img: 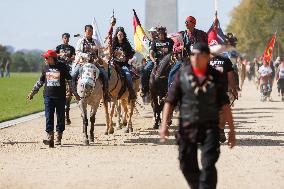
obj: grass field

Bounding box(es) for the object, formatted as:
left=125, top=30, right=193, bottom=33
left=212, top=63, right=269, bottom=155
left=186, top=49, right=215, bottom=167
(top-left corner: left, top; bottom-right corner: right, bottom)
left=0, top=73, right=44, bottom=122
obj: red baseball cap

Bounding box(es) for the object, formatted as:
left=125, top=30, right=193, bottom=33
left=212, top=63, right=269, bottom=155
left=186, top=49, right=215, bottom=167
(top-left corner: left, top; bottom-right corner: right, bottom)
left=42, top=50, right=57, bottom=59
left=185, top=16, right=196, bottom=26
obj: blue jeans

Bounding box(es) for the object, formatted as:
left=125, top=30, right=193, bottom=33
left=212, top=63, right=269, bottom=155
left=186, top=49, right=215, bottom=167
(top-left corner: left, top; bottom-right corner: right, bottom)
left=168, top=61, right=182, bottom=88
left=141, top=60, right=154, bottom=92
left=44, top=97, right=66, bottom=133
left=121, top=66, right=133, bottom=88
left=98, top=66, right=108, bottom=91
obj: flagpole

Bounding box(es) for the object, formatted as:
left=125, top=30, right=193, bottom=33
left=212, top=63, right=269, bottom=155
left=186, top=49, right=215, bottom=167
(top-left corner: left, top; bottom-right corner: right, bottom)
left=214, top=0, right=218, bottom=18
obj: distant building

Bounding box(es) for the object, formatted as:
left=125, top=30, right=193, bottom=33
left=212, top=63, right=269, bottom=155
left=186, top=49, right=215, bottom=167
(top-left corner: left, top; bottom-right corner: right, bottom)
left=145, top=0, right=178, bottom=34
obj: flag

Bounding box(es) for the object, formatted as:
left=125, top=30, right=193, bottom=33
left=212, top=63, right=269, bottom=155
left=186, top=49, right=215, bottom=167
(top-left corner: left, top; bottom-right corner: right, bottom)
left=133, top=9, right=150, bottom=54
left=207, top=17, right=226, bottom=46
left=92, top=17, right=102, bottom=46
left=262, top=33, right=277, bottom=63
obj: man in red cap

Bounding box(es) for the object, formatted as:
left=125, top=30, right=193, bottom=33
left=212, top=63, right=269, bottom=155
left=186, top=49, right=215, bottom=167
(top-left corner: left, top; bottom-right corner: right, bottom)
left=27, top=50, right=77, bottom=148
left=168, top=16, right=208, bottom=88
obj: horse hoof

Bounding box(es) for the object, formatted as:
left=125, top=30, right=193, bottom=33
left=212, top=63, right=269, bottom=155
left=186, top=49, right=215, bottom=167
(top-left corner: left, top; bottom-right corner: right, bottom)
left=108, top=128, right=114, bottom=135
left=90, top=135, right=94, bottom=142
left=66, top=119, right=71, bottom=125
left=104, top=131, right=109, bottom=135
left=129, top=127, right=134, bottom=132
left=84, top=139, right=89, bottom=145
left=123, top=121, right=127, bottom=126
left=153, top=124, right=159, bottom=130
left=124, top=128, right=130, bottom=133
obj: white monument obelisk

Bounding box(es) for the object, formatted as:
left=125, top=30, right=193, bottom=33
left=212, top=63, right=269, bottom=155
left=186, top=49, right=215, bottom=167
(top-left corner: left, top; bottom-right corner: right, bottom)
left=145, top=0, right=178, bottom=33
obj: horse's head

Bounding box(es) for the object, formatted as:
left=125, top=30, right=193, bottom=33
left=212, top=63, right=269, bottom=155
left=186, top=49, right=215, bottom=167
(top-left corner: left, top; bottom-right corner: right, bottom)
left=78, top=62, right=100, bottom=98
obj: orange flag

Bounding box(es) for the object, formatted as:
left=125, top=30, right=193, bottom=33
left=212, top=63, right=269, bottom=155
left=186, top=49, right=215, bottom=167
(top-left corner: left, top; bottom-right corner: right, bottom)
left=262, top=33, right=277, bottom=63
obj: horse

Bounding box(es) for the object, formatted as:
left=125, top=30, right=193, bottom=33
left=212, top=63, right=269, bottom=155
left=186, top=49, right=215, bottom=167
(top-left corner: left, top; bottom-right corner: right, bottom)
left=75, top=60, right=112, bottom=145
left=101, top=58, right=140, bottom=133
left=149, top=54, right=173, bottom=129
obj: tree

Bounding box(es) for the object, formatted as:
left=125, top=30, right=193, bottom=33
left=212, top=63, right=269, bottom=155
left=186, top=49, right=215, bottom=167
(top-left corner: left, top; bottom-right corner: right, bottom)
left=227, top=0, right=284, bottom=59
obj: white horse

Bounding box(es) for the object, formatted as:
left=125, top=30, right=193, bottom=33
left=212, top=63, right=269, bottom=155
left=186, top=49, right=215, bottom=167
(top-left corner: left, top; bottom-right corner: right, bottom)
left=76, top=61, right=112, bottom=145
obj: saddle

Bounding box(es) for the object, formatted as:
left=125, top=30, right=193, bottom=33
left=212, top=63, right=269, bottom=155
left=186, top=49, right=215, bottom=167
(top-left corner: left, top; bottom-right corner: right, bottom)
left=110, top=61, right=139, bottom=99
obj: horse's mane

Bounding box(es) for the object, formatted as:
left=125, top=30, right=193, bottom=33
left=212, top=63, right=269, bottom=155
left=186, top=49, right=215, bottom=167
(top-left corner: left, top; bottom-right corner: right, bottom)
left=156, top=53, right=173, bottom=78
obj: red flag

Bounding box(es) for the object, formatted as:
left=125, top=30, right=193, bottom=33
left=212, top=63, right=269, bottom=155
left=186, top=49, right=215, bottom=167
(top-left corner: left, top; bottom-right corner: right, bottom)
left=207, top=17, right=226, bottom=46
left=262, top=33, right=277, bottom=63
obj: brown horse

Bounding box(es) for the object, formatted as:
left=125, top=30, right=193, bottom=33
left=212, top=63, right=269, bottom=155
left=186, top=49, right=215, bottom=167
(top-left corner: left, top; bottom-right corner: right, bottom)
left=102, top=58, right=140, bottom=133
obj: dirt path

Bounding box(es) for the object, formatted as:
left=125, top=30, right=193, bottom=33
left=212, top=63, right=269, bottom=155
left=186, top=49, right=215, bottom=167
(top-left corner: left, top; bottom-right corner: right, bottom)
left=0, top=81, right=283, bottom=189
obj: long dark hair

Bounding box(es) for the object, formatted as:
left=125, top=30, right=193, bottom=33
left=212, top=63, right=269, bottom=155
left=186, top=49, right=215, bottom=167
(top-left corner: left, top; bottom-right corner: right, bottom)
left=112, top=27, right=131, bottom=49
left=112, top=27, right=135, bottom=58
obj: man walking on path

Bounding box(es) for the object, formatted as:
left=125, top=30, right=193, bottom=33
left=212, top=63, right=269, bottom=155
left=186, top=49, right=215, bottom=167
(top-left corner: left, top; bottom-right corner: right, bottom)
left=160, top=43, right=236, bottom=189
left=27, top=50, right=74, bottom=148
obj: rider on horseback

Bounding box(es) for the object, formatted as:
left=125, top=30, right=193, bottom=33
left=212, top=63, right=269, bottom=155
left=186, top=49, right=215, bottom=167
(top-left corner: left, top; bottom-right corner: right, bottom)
left=111, top=27, right=136, bottom=101
left=141, top=27, right=158, bottom=96
left=72, top=25, right=111, bottom=102
left=168, top=16, right=208, bottom=88
left=140, top=26, right=174, bottom=97
left=56, top=33, right=76, bottom=125
left=56, top=33, right=75, bottom=69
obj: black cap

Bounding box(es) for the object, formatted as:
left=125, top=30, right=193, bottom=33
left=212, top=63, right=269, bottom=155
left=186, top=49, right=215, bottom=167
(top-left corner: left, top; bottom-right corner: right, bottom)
left=191, top=42, right=210, bottom=54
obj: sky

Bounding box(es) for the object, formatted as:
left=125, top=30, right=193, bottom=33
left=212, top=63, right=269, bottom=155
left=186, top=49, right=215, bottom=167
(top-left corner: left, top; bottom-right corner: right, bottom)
left=0, top=0, right=240, bottom=50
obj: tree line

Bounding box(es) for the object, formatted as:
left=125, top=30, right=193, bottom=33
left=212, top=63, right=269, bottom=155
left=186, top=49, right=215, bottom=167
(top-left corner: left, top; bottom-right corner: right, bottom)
left=0, top=44, right=44, bottom=72
left=227, top=0, right=284, bottom=59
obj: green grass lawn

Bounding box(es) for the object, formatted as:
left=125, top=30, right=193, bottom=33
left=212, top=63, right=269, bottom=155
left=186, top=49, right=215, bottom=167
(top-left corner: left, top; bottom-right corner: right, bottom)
left=0, top=72, right=44, bottom=122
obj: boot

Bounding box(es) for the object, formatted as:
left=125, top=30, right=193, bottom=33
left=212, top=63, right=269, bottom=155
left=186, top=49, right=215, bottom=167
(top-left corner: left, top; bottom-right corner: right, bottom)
left=43, top=132, right=54, bottom=148
left=55, top=132, right=63, bottom=145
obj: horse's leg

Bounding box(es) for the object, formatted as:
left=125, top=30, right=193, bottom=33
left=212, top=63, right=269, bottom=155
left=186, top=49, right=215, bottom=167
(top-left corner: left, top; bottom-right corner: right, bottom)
left=121, top=100, right=128, bottom=127
left=121, top=99, right=130, bottom=133
left=126, top=100, right=135, bottom=132
left=109, top=100, right=117, bottom=132
left=104, top=102, right=114, bottom=135
left=115, top=101, right=123, bottom=129
left=90, top=102, right=99, bottom=142
left=79, top=100, right=89, bottom=145
left=152, top=97, right=160, bottom=129
left=65, top=90, right=72, bottom=125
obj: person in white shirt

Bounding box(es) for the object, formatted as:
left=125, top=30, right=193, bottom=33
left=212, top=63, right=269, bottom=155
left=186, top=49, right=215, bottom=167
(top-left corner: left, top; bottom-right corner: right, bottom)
left=258, top=60, right=273, bottom=100
left=72, top=25, right=110, bottom=102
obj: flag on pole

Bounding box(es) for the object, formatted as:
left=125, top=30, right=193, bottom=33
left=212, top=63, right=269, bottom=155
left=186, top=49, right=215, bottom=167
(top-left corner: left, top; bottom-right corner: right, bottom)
left=133, top=9, right=150, bottom=54
left=92, top=17, right=103, bottom=46
left=262, top=33, right=277, bottom=63
left=207, top=17, right=226, bottom=46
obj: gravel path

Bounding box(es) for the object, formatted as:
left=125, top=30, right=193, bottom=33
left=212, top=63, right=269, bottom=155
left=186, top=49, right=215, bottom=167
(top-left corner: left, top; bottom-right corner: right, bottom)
left=0, top=81, right=283, bottom=189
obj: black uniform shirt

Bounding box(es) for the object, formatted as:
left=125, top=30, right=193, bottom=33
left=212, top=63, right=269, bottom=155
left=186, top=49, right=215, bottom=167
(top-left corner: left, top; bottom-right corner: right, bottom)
left=166, top=64, right=229, bottom=140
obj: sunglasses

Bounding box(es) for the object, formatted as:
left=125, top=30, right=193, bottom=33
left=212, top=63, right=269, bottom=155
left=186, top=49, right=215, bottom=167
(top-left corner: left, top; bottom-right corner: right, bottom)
left=185, top=21, right=194, bottom=25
